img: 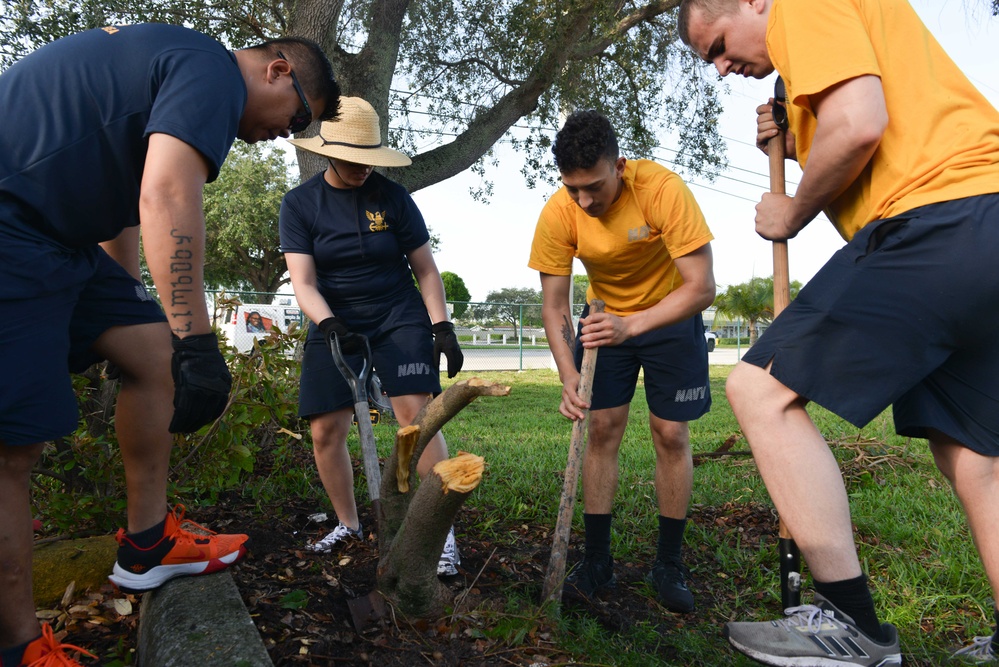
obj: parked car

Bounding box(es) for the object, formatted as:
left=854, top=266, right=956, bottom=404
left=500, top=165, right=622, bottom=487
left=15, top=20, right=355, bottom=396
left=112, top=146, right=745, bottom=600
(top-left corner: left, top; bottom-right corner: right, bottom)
left=704, top=329, right=718, bottom=352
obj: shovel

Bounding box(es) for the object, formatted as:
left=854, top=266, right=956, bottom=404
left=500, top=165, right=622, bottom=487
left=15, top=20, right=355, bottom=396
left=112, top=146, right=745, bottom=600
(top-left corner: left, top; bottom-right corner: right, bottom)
left=329, top=333, right=382, bottom=517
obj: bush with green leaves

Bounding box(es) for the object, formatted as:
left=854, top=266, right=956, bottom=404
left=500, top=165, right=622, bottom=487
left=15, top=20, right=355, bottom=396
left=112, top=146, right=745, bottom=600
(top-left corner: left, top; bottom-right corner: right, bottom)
left=32, top=325, right=307, bottom=536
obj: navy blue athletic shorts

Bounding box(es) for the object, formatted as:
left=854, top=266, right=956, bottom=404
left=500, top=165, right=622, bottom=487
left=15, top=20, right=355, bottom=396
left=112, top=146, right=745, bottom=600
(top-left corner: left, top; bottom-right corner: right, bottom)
left=0, top=221, right=166, bottom=446
left=298, top=289, right=441, bottom=418
left=742, top=193, right=999, bottom=456
left=573, top=305, right=711, bottom=422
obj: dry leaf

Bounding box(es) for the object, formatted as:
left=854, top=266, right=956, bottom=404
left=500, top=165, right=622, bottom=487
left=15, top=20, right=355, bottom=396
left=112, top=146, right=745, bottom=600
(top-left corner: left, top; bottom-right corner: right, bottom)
left=113, top=598, right=133, bottom=616
left=60, top=581, right=76, bottom=607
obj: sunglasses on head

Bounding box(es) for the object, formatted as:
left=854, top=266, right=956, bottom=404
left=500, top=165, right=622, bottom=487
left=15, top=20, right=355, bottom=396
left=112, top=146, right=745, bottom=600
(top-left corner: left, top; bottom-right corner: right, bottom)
left=278, top=50, right=312, bottom=133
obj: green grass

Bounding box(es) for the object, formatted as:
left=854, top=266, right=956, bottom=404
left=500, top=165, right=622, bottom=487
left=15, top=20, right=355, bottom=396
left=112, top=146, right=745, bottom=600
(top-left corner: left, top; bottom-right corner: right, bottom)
left=328, top=366, right=990, bottom=665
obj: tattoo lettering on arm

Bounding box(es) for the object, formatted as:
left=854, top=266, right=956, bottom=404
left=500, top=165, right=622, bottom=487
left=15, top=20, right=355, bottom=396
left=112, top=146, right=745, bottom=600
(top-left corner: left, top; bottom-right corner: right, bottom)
left=169, top=229, right=194, bottom=334
left=560, top=315, right=575, bottom=351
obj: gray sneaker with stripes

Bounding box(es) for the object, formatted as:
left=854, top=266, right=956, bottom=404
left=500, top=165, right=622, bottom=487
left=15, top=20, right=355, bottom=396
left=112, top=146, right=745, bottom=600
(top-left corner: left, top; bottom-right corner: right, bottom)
left=725, top=594, right=901, bottom=666
left=953, top=635, right=998, bottom=663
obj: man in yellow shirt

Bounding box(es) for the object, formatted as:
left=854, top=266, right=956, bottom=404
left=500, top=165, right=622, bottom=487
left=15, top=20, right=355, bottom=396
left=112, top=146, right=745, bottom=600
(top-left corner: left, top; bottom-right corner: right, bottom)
left=679, top=0, right=999, bottom=663
left=529, top=110, right=715, bottom=613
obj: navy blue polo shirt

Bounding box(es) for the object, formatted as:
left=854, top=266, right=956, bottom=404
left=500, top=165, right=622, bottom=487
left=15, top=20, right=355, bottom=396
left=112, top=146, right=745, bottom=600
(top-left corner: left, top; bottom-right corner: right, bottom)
left=279, top=171, right=431, bottom=307
left=0, top=24, right=245, bottom=248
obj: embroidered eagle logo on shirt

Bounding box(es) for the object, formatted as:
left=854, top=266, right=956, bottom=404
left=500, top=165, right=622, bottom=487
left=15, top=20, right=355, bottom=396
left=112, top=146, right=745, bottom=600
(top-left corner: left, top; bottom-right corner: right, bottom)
left=366, top=210, right=390, bottom=232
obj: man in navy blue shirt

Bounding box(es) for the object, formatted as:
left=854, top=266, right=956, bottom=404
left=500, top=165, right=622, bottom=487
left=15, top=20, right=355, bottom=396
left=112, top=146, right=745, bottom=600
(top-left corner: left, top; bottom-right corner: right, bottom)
left=0, top=24, right=340, bottom=665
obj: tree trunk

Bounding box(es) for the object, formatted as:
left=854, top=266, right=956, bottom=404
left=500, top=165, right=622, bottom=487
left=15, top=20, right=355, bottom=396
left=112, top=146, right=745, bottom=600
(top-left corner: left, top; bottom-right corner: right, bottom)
left=373, top=378, right=510, bottom=618
left=376, top=452, right=484, bottom=617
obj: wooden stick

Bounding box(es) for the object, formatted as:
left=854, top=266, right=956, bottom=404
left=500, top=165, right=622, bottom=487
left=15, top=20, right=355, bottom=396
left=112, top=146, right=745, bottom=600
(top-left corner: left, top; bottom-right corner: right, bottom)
left=769, top=90, right=801, bottom=609
left=542, top=299, right=604, bottom=606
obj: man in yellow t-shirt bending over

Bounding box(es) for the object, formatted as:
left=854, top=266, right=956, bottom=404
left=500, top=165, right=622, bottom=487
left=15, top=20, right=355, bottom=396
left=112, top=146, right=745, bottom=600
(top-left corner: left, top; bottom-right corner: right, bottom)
left=529, top=110, right=715, bottom=613
left=679, top=0, right=999, bottom=663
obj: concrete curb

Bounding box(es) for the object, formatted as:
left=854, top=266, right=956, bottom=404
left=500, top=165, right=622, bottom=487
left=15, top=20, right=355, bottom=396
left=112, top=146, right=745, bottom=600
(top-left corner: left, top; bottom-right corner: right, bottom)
left=137, top=571, right=272, bottom=667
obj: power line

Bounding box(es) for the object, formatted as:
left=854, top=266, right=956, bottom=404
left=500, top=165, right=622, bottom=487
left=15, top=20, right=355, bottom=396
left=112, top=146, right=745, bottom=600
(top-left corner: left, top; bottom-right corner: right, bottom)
left=685, top=181, right=760, bottom=204
left=386, top=89, right=805, bottom=198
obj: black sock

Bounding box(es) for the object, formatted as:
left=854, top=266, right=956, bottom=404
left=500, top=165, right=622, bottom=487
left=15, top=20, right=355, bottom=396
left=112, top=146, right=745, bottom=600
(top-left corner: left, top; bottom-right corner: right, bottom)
left=582, top=513, right=612, bottom=562
left=814, top=574, right=885, bottom=642
left=992, top=606, right=999, bottom=650
left=0, top=637, right=37, bottom=667
left=656, top=515, right=686, bottom=564
left=126, top=517, right=168, bottom=549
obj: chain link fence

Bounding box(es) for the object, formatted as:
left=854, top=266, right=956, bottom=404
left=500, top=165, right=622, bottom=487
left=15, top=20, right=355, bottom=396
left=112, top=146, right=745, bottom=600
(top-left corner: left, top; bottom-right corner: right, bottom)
left=205, top=291, right=563, bottom=372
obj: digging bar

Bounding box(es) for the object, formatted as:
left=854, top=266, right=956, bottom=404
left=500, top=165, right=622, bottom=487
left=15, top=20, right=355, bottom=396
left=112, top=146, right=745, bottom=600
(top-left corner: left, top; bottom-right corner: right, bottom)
left=770, top=76, right=802, bottom=609
left=542, top=299, right=605, bottom=607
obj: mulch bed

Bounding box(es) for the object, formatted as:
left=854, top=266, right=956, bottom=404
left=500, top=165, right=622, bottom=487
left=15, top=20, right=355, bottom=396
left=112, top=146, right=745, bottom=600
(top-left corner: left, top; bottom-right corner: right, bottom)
left=48, top=488, right=791, bottom=666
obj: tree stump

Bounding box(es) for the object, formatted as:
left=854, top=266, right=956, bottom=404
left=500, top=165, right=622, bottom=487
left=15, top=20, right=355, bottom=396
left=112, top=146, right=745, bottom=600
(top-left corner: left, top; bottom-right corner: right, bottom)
left=372, top=378, right=509, bottom=618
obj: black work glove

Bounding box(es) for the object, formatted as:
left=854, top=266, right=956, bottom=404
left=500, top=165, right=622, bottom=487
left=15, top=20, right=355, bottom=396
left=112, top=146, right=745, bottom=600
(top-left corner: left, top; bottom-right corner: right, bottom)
left=318, top=316, right=366, bottom=356
left=432, top=321, right=463, bottom=379
left=169, top=333, right=232, bottom=434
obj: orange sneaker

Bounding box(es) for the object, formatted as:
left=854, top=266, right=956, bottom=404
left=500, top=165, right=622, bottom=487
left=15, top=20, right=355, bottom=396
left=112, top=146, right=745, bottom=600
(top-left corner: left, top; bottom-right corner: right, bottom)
left=17, top=623, right=95, bottom=666
left=108, top=504, right=248, bottom=593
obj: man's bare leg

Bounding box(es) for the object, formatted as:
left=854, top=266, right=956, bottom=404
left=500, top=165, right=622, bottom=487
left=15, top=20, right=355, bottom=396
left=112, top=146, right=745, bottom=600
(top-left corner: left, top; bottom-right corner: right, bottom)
left=0, top=442, right=44, bottom=650
left=649, top=416, right=692, bottom=520
left=93, top=322, right=174, bottom=533
left=930, top=431, right=999, bottom=607
left=582, top=405, right=629, bottom=514
left=726, top=361, right=861, bottom=582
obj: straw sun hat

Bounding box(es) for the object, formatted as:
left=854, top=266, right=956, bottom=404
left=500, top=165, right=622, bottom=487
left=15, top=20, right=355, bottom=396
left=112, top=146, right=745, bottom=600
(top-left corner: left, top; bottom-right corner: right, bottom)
left=288, top=96, right=412, bottom=168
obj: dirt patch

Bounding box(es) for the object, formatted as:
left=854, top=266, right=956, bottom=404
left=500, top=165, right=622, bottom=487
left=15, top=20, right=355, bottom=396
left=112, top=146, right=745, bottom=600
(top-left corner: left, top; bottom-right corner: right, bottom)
left=48, top=487, right=792, bottom=666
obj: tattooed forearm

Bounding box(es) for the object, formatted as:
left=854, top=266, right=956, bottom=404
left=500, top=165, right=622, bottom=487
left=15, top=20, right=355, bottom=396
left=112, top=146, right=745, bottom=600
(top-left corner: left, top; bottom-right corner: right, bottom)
left=168, top=228, right=194, bottom=333
left=560, top=314, right=574, bottom=351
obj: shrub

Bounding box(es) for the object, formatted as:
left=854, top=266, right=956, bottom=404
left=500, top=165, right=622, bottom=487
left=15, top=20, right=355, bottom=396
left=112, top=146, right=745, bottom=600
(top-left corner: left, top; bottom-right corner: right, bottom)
left=32, top=325, right=307, bottom=536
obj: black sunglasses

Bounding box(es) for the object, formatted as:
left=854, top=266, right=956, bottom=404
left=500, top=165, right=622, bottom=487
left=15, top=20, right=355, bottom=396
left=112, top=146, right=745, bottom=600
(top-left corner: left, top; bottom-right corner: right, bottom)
left=278, top=50, right=312, bottom=133
left=773, top=76, right=789, bottom=132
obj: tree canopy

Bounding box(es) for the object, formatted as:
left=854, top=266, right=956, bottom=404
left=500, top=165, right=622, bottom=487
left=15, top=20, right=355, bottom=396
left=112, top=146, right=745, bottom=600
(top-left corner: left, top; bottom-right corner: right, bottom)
left=0, top=0, right=727, bottom=194
left=202, top=141, right=294, bottom=300
left=440, top=271, right=471, bottom=318
left=481, top=286, right=542, bottom=331
left=712, top=276, right=801, bottom=344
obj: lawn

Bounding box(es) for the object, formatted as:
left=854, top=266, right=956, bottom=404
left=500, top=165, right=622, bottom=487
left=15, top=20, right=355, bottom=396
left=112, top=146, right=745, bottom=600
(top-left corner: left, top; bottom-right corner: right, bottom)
left=416, top=365, right=991, bottom=666
left=54, top=363, right=993, bottom=666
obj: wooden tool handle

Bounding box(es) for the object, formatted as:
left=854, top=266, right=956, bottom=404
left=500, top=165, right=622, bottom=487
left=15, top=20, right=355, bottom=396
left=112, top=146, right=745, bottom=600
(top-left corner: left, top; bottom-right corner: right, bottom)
left=542, top=299, right=605, bottom=606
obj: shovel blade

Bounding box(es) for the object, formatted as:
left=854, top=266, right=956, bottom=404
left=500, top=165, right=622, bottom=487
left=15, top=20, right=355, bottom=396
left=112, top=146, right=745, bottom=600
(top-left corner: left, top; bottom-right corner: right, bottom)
left=347, top=590, right=386, bottom=633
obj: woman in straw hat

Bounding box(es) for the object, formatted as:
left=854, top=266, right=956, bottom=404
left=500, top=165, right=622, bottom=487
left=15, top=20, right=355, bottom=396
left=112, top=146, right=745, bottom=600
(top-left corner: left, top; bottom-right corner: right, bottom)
left=279, top=97, right=463, bottom=575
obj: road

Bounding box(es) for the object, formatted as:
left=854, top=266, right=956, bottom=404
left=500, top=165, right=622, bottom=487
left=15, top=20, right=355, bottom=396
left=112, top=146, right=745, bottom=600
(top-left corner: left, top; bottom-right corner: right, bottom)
left=448, top=346, right=746, bottom=373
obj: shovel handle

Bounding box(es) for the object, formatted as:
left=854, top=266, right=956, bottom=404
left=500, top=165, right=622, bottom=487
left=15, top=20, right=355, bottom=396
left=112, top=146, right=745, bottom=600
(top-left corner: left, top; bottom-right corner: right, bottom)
left=328, top=333, right=372, bottom=403
left=328, top=333, right=382, bottom=503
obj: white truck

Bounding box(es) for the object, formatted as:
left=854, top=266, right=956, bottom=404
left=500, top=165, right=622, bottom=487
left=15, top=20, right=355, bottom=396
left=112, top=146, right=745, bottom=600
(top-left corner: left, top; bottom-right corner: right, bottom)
left=219, top=302, right=303, bottom=353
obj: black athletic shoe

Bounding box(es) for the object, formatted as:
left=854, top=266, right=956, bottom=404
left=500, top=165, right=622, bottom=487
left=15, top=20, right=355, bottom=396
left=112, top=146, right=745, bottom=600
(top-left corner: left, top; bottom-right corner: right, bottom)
left=646, top=558, right=695, bottom=613
left=566, top=554, right=616, bottom=599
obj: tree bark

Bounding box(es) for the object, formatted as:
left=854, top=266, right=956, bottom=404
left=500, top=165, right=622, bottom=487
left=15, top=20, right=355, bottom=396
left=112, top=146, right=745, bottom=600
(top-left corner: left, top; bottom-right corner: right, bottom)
left=376, top=452, right=484, bottom=617
left=285, top=0, right=682, bottom=191
left=372, top=379, right=509, bottom=618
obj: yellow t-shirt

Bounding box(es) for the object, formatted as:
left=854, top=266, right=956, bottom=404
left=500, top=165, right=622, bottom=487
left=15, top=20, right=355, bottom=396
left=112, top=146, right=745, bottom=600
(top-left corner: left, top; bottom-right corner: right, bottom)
left=528, top=159, right=713, bottom=316
left=767, top=0, right=999, bottom=241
